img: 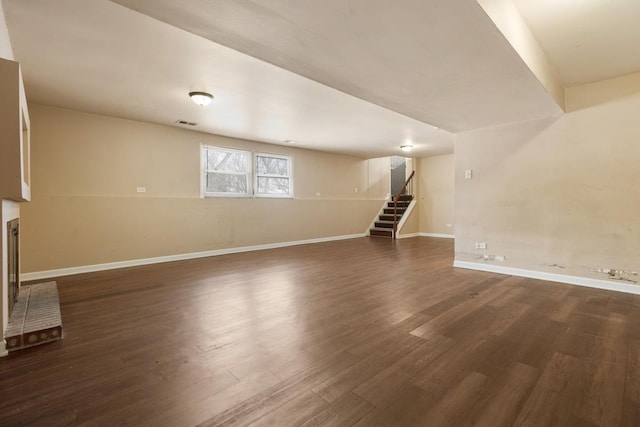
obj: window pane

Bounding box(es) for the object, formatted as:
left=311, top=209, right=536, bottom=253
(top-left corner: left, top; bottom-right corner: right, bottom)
left=206, top=173, right=248, bottom=193
left=256, top=156, right=288, bottom=176
left=207, top=150, right=248, bottom=173
left=257, top=177, right=289, bottom=194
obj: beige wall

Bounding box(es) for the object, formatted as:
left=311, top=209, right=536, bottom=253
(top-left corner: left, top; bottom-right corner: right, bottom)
left=398, top=204, right=419, bottom=236
left=367, top=156, right=391, bottom=199
left=0, top=2, right=13, bottom=61
left=1, top=3, right=16, bottom=336
left=455, top=72, right=640, bottom=284
left=417, top=155, right=455, bottom=236
left=21, top=105, right=390, bottom=273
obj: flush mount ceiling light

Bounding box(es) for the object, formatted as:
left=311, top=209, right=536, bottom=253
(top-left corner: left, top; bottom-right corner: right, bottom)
left=284, top=139, right=298, bottom=144
left=189, top=91, right=214, bottom=106
left=400, top=144, right=414, bottom=152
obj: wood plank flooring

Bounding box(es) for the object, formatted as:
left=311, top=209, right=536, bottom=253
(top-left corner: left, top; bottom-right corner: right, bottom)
left=1, top=237, right=639, bottom=426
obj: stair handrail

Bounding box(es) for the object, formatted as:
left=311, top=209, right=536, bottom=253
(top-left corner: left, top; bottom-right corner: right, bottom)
left=393, top=170, right=415, bottom=239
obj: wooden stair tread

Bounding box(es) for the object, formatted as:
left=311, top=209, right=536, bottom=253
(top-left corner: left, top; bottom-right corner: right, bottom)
left=370, top=194, right=414, bottom=239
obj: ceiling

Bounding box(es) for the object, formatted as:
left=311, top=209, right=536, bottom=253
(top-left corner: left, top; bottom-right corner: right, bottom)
left=513, top=0, right=640, bottom=86
left=1, top=0, right=592, bottom=158
left=109, top=0, right=562, bottom=134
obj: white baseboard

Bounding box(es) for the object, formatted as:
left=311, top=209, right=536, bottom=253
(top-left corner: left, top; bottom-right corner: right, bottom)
left=22, top=233, right=366, bottom=282
left=419, top=232, right=455, bottom=239
left=398, top=232, right=455, bottom=239
left=0, top=340, right=7, bottom=357
left=396, top=232, right=419, bottom=239
left=453, top=260, right=640, bottom=295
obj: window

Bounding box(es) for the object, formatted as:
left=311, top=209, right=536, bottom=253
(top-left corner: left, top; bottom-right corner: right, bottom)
left=255, top=153, right=292, bottom=197
left=201, top=146, right=293, bottom=198
left=202, top=146, right=250, bottom=196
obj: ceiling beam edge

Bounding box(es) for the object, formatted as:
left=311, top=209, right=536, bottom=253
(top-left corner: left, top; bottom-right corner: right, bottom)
left=477, top=0, right=566, bottom=111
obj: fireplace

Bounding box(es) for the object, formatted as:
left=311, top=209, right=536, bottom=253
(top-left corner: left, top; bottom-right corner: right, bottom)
left=7, top=218, right=19, bottom=317
left=3, top=215, right=63, bottom=353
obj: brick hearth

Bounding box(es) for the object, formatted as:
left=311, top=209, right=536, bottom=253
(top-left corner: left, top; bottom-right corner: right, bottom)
left=4, top=282, right=63, bottom=351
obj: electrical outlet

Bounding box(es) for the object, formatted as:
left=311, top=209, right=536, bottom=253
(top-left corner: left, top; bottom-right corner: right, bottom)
left=475, top=242, right=487, bottom=250
left=136, top=187, right=146, bottom=193
left=446, top=223, right=453, bottom=228
left=315, top=192, right=321, bottom=196
left=354, top=187, right=358, bottom=193
left=465, top=169, right=473, bottom=179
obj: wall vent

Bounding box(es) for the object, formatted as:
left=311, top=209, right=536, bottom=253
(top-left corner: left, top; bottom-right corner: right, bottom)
left=175, top=120, right=198, bottom=126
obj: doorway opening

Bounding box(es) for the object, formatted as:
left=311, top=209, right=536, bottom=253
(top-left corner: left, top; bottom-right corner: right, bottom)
left=391, top=156, right=409, bottom=195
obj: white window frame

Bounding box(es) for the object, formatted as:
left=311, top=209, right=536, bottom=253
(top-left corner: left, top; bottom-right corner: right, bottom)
left=201, top=145, right=252, bottom=197
left=254, top=152, right=293, bottom=198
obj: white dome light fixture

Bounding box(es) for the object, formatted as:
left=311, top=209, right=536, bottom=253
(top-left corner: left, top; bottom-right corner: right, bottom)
left=400, top=144, right=414, bottom=152
left=189, top=91, right=214, bottom=106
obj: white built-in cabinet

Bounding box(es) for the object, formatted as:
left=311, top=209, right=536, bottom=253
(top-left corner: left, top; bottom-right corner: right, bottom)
left=0, top=58, right=30, bottom=202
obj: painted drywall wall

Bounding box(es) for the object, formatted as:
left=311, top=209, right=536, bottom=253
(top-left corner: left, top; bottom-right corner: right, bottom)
left=455, top=72, right=640, bottom=284
left=477, top=0, right=565, bottom=110
left=367, top=156, right=391, bottom=199
left=1, top=2, right=16, bottom=336
left=20, top=105, right=390, bottom=273
left=398, top=202, right=419, bottom=236
left=417, top=155, right=455, bottom=236
left=0, top=2, right=13, bottom=60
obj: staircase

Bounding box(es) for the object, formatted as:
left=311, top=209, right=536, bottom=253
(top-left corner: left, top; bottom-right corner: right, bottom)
left=370, top=195, right=413, bottom=238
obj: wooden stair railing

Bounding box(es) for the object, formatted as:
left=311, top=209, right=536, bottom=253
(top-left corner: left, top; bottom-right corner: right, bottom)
left=393, top=170, right=415, bottom=239
left=369, top=170, right=415, bottom=239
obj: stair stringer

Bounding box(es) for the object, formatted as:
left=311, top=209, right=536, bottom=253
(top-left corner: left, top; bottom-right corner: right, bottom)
left=365, top=196, right=392, bottom=236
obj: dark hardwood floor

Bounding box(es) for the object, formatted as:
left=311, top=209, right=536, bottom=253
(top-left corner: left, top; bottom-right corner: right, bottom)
left=1, top=237, right=639, bottom=426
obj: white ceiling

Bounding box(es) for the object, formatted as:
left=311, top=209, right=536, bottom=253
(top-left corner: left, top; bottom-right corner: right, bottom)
left=109, top=0, right=562, bottom=133
left=513, top=0, right=640, bottom=86
left=3, top=0, right=567, bottom=158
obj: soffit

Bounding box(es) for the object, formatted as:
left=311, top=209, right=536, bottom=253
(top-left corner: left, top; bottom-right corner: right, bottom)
left=3, top=0, right=566, bottom=159
left=513, top=0, right=640, bottom=86
left=3, top=0, right=453, bottom=158
left=110, top=0, right=562, bottom=132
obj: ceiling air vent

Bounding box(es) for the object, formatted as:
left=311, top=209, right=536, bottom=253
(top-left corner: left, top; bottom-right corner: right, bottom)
left=175, top=120, right=198, bottom=126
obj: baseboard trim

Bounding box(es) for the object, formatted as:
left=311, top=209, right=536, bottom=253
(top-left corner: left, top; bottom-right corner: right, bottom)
left=419, top=233, right=455, bottom=239
left=397, top=232, right=455, bottom=239
left=396, top=232, right=419, bottom=239
left=453, top=260, right=640, bottom=295
left=22, top=233, right=366, bottom=282
left=0, top=340, right=7, bottom=358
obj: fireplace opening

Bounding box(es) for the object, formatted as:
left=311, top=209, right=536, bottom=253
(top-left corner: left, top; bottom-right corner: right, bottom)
left=7, top=218, right=19, bottom=317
